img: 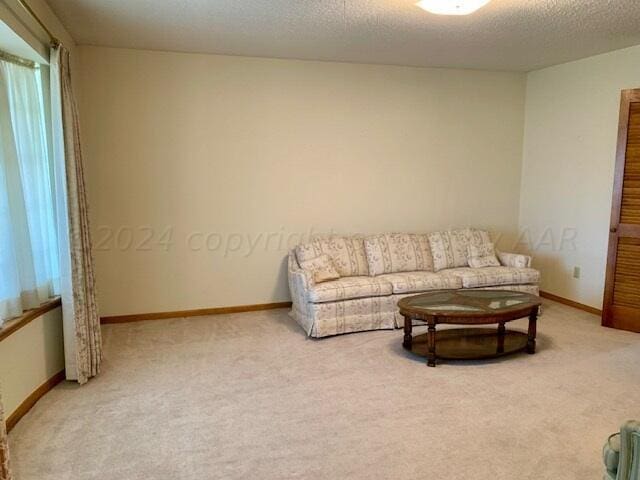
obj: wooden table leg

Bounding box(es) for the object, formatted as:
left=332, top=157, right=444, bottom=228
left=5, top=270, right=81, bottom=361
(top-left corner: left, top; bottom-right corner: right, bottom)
left=497, top=322, right=505, bottom=353
left=427, top=321, right=437, bottom=367
left=527, top=308, right=538, bottom=354
left=403, top=315, right=413, bottom=349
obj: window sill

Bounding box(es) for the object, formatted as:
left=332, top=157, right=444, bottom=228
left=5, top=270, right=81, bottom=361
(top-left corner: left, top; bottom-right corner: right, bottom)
left=0, top=297, right=62, bottom=343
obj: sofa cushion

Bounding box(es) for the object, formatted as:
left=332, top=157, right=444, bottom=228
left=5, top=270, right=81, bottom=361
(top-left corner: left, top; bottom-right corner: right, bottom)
left=442, top=266, right=540, bottom=288
left=308, top=276, right=393, bottom=303
left=364, top=233, right=433, bottom=276
left=299, top=254, right=340, bottom=284
left=296, top=237, right=369, bottom=277
left=428, top=228, right=491, bottom=271
left=377, top=272, right=462, bottom=294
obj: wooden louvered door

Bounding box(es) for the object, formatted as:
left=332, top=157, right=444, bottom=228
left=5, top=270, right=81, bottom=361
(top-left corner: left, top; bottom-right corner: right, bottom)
left=603, top=89, right=640, bottom=332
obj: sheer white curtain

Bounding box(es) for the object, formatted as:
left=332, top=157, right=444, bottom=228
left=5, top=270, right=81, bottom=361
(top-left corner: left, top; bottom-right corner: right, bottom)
left=0, top=60, right=59, bottom=325
left=49, top=48, right=76, bottom=379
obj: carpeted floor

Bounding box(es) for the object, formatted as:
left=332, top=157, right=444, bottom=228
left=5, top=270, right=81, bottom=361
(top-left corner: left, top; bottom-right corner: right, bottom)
left=8, top=299, right=640, bottom=480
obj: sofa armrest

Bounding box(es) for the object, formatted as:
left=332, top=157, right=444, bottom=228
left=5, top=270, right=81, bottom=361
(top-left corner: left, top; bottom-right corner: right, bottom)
left=288, top=251, right=312, bottom=308
left=497, top=251, right=532, bottom=268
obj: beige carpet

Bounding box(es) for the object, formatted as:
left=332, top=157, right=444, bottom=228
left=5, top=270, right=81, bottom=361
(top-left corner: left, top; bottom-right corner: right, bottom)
left=8, top=300, right=640, bottom=480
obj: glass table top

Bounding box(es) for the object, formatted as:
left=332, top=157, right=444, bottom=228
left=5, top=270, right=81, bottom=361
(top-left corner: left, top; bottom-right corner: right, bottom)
left=400, top=290, right=538, bottom=315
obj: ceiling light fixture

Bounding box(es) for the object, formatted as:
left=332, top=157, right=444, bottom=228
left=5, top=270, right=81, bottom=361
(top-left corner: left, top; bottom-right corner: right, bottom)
left=416, top=0, right=491, bottom=15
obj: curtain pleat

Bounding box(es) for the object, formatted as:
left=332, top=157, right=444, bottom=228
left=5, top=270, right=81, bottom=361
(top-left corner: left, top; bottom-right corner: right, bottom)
left=51, top=45, right=102, bottom=384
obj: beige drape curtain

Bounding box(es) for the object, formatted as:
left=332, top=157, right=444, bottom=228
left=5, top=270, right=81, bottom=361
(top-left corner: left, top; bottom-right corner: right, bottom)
left=51, top=45, right=102, bottom=384
left=0, top=390, right=11, bottom=480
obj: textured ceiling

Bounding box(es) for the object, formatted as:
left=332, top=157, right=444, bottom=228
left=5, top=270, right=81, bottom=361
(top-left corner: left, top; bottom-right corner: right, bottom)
left=46, top=0, right=640, bottom=71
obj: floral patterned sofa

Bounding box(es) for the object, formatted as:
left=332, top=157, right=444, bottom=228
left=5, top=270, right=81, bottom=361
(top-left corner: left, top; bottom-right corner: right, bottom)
left=288, top=228, right=540, bottom=338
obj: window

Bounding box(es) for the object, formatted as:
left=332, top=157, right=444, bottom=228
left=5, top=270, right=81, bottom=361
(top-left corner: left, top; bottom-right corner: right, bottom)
left=0, top=55, right=59, bottom=325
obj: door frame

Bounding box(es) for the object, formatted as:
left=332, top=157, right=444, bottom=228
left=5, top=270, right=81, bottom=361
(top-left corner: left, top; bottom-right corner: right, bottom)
left=602, top=88, right=640, bottom=327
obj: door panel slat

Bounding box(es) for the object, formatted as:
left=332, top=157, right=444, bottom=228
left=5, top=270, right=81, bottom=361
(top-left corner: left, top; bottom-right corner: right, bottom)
left=620, top=103, right=640, bottom=225
left=604, top=93, right=640, bottom=332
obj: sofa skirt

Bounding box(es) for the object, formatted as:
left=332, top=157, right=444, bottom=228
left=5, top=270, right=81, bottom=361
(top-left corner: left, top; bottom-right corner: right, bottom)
left=292, top=284, right=540, bottom=338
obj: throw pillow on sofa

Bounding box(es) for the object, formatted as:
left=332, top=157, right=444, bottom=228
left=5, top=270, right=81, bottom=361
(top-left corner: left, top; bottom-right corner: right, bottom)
left=299, top=254, right=341, bottom=284
left=428, top=228, right=491, bottom=272
left=295, top=237, right=369, bottom=277
left=364, top=233, right=433, bottom=276
left=467, top=243, right=501, bottom=268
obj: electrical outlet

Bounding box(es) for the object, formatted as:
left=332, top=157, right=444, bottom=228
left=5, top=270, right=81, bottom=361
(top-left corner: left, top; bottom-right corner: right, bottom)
left=573, top=266, right=581, bottom=279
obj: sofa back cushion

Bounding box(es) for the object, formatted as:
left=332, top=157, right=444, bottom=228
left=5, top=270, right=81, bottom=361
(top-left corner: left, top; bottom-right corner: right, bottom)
left=364, top=233, right=433, bottom=276
left=428, top=228, right=491, bottom=272
left=295, top=237, right=369, bottom=277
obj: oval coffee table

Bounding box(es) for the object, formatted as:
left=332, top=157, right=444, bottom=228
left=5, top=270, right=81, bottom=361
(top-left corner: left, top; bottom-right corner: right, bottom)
left=398, top=290, right=541, bottom=367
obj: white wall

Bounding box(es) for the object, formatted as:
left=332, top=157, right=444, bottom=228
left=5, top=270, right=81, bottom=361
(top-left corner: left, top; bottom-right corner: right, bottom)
left=520, top=44, right=640, bottom=309
left=77, top=46, right=527, bottom=317
left=0, top=308, right=64, bottom=417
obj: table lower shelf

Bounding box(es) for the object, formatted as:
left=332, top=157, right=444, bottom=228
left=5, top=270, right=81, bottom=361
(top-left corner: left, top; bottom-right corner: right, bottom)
left=404, top=327, right=529, bottom=361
